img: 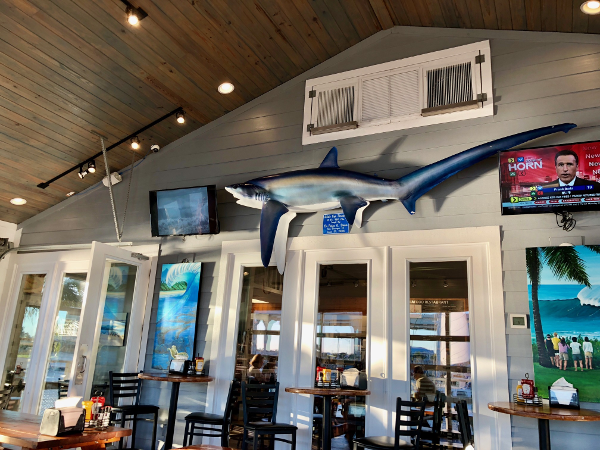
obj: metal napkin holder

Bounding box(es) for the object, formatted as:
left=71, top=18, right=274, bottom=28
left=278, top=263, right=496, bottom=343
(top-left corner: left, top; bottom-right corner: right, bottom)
left=40, top=407, right=85, bottom=436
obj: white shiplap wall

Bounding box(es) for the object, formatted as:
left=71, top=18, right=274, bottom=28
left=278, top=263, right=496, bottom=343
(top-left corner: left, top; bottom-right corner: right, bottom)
left=17, top=26, right=600, bottom=450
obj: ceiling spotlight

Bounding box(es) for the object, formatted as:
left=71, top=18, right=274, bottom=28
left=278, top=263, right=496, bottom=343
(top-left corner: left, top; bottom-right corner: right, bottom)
left=354, top=281, right=359, bottom=288
left=218, top=82, right=235, bottom=94
left=131, top=136, right=140, bottom=150
left=411, top=280, right=417, bottom=288
left=10, top=198, right=26, bottom=206
left=176, top=110, right=185, bottom=124
left=66, top=191, right=75, bottom=197
left=78, top=166, right=87, bottom=179
left=581, top=1, right=600, bottom=14
left=443, top=279, right=449, bottom=288
left=127, top=7, right=139, bottom=25
left=87, top=160, right=96, bottom=173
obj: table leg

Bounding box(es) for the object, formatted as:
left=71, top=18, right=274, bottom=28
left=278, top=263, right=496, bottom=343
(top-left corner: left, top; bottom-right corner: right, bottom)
left=538, top=418, right=551, bottom=450
left=322, top=397, right=332, bottom=450
left=164, top=381, right=181, bottom=450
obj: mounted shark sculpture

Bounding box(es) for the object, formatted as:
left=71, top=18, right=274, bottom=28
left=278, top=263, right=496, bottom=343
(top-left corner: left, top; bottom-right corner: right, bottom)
left=226, top=123, right=576, bottom=273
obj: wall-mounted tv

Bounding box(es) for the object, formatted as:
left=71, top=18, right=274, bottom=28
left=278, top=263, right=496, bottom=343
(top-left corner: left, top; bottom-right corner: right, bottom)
left=500, top=140, right=600, bottom=215
left=150, top=185, right=220, bottom=237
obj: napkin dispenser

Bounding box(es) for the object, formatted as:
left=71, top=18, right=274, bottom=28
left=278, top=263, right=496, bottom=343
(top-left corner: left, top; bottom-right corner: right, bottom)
left=40, top=407, right=85, bottom=436
left=340, top=368, right=368, bottom=390
left=549, top=377, right=580, bottom=409
left=169, top=358, right=190, bottom=374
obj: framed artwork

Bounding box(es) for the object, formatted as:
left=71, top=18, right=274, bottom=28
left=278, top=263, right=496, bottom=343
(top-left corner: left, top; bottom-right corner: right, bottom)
left=527, top=245, right=600, bottom=403
left=151, top=262, right=202, bottom=370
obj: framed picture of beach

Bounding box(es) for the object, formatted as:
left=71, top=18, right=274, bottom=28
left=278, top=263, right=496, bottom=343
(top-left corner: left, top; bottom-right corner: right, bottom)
left=151, top=262, right=202, bottom=370
left=527, top=245, right=600, bottom=403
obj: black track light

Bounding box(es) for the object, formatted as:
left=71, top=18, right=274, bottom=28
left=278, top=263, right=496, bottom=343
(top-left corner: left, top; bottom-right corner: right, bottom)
left=176, top=110, right=185, bottom=124
left=131, top=136, right=140, bottom=150
left=87, top=160, right=96, bottom=173
left=122, top=1, right=147, bottom=25
left=78, top=166, right=88, bottom=179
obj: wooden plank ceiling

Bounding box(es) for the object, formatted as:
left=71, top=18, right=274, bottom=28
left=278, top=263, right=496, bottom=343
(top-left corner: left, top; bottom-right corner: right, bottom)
left=1, top=0, right=599, bottom=224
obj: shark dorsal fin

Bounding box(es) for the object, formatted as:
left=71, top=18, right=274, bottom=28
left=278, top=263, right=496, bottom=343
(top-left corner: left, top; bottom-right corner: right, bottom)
left=319, top=147, right=339, bottom=169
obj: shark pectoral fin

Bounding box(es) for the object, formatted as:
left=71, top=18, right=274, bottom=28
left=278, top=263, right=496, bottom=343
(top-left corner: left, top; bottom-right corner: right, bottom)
left=401, top=197, right=417, bottom=215
left=319, top=147, right=340, bottom=169
left=260, top=200, right=290, bottom=268
left=273, top=211, right=297, bottom=274
left=340, top=196, right=369, bottom=226
left=354, top=201, right=370, bottom=228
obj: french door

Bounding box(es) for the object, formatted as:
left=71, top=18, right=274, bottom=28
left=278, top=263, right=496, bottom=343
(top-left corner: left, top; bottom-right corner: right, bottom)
left=208, top=227, right=511, bottom=450
left=0, top=242, right=155, bottom=414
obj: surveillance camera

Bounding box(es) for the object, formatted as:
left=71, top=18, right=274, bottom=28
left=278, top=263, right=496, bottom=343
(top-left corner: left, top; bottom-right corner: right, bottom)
left=150, top=144, right=160, bottom=153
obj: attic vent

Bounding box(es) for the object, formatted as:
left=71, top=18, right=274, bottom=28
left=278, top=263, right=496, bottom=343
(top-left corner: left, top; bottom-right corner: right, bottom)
left=312, top=86, right=358, bottom=135
left=422, top=62, right=478, bottom=116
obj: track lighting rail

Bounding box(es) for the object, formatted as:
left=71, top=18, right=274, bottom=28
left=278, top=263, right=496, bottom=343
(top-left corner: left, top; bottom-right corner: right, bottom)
left=37, top=107, right=184, bottom=189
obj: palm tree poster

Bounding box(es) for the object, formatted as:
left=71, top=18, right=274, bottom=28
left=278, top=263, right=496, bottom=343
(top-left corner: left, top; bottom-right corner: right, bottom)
left=527, top=245, right=600, bottom=402
left=151, top=263, right=202, bottom=370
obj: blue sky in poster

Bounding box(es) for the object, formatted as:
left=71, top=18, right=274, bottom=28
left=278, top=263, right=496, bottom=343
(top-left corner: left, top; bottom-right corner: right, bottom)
left=537, top=246, right=600, bottom=285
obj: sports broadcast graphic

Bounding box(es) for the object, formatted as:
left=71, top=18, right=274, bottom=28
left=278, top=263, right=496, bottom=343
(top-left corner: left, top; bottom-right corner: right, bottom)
left=500, top=141, right=600, bottom=215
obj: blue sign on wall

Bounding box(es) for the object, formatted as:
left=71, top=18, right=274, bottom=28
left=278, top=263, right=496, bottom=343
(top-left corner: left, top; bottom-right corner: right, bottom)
left=323, top=213, right=349, bottom=234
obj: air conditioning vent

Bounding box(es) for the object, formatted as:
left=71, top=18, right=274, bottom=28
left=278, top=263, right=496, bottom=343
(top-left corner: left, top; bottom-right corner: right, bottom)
left=421, top=62, right=479, bottom=117
left=311, top=86, right=358, bottom=135
left=303, top=41, right=493, bottom=145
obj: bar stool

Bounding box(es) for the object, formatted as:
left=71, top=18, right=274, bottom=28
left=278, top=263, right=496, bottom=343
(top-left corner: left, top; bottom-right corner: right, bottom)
left=183, top=381, right=239, bottom=447
left=109, top=371, right=159, bottom=450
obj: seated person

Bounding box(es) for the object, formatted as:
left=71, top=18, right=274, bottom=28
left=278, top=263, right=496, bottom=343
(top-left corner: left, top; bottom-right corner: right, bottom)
left=413, top=366, right=436, bottom=401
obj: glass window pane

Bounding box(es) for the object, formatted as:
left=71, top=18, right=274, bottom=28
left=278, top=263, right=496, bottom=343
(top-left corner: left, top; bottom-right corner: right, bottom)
left=2, top=274, right=46, bottom=411
left=90, top=263, right=138, bottom=394
left=409, top=261, right=472, bottom=444
left=314, top=264, right=367, bottom=450
left=39, top=273, right=86, bottom=414
left=229, top=266, right=283, bottom=449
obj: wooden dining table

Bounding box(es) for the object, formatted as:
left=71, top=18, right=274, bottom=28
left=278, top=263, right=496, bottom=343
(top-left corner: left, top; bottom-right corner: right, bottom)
left=488, top=401, right=600, bottom=450
left=0, top=409, right=131, bottom=450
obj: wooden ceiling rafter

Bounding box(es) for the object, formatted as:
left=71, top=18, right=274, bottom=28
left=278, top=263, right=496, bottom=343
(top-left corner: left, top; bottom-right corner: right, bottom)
left=0, top=0, right=598, bottom=223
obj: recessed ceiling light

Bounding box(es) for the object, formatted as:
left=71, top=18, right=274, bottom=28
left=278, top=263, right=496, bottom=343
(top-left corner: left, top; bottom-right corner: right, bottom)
left=10, top=198, right=26, bottom=205
left=66, top=191, right=75, bottom=197
left=218, top=82, right=234, bottom=94
left=581, top=1, right=600, bottom=14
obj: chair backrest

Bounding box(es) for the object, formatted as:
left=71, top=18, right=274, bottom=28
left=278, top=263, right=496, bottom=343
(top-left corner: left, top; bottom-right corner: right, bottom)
left=57, top=381, right=69, bottom=399
left=394, top=397, right=426, bottom=449
left=241, top=381, right=279, bottom=425
left=455, top=400, right=473, bottom=446
left=0, top=387, right=12, bottom=410
left=109, top=372, right=142, bottom=406
left=431, top=391, right=446, bottom=437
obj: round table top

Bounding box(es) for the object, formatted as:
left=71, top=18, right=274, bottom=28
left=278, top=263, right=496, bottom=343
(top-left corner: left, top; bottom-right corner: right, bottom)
left=138, top=373, right=214, bottom=383
left=285, top=387, right=371, bottom=396
left=488, top=402, right=600, bottom=422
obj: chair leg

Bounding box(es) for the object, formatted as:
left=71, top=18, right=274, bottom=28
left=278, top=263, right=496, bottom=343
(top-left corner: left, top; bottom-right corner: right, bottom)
left=151, top=412, right=158, bottom=450
left=253, top=432, right=259, bottom=450
left=119, top=415, right=126, bottom=450
left=183, top=420, right=190, bottom=447
left=242, top=428, right=248, bottom=450
left=220, top=423, right=228, bottom=448
left=291, top=430, right=297, bottom=450
left=131, top=415, right=137, bottom=449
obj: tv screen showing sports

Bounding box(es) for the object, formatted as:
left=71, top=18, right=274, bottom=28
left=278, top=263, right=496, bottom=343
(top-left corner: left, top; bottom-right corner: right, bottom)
left=149, top=185, right=220, bottom=237
left=500, top=140, right=600, bottom=215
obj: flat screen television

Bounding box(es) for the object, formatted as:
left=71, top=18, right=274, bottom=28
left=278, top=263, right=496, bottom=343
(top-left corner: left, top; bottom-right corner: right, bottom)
left=149, top=185, right=220, bottom=237
left=500, top=140, right=600, bottom=215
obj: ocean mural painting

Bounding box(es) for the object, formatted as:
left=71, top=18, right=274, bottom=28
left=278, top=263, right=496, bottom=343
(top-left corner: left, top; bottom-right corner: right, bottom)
left=527, top=245, right=600, bottom=403
left=151, top=262, right=202, bottom=370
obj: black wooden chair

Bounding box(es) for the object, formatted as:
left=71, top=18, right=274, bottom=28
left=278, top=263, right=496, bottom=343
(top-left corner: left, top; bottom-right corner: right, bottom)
left=354, top=397, right=426, bottom=450
left=455, top=400, right=473, bottom=449
left=0, top=387, right=12, bottom=410
left=183, top=380, right=239, bottom=447
left=241, top=381, right=297, bottom=450
left=420, top=391, right=445, bottom=449
left=109, top=372, right=159, bottom=450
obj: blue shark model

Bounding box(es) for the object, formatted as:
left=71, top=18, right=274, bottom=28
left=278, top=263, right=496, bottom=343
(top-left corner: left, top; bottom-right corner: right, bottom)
left=226, top=123, right=576, bottom=273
